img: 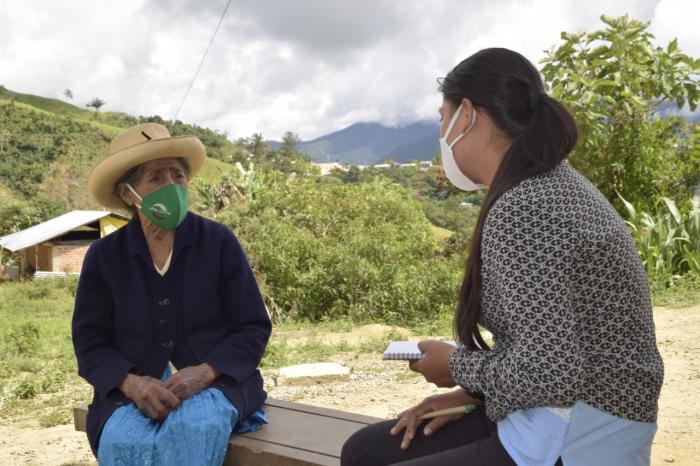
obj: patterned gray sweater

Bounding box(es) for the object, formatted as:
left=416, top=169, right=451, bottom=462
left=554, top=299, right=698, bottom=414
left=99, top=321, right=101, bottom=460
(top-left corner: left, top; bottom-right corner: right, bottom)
left=448, top=160, right=663, bottom=423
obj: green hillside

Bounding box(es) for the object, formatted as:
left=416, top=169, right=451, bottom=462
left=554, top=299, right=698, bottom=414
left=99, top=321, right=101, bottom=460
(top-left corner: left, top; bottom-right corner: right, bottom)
left=0, top=87, right=245, bottom=212
left=0, top=85, right=136, bottom=126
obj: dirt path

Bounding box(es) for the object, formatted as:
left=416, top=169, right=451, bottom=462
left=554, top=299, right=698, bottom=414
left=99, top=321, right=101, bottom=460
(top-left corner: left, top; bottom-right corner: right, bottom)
left=649, top=306, right=700, bottom=464
left=2, top=306, right=698, bottom=465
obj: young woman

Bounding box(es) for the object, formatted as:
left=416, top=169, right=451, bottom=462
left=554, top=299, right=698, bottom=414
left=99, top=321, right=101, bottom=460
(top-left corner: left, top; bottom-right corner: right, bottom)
left=341, top=48, right=663, bottom=466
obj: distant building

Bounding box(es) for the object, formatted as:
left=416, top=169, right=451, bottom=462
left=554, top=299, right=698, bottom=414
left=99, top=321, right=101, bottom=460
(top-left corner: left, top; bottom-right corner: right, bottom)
left=419, top=161, right=432, bottom=171
left=373, top=163, right=392, bottom=170
left=315, top=162, right=348, bottom=176
left=0, top=210, right=128, bottom=279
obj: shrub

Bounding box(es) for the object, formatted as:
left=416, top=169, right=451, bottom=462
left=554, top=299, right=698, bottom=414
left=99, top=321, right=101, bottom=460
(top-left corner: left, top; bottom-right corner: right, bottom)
left=38, top=371, right=65, bottom=394
left=228, top=177, right=464, bottom=324
left=541, top=15, right=700, bottom=211
left=13, top=377, right=37, bottom=399
left=620, top=195, right=700, bottom=276
left=6, top=322, right=40, bottom=355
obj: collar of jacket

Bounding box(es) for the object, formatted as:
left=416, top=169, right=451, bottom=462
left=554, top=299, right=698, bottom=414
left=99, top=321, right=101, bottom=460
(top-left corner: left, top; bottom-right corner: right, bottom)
left=126, top=211, right=195, bottom=266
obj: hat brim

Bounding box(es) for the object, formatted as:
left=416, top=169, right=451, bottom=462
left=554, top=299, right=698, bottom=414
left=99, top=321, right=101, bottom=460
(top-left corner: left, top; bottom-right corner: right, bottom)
left=88, top=135, right=206, bottom=211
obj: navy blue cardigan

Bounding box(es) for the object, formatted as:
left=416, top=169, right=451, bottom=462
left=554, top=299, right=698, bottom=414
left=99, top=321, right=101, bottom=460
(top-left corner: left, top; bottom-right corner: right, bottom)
left=72, top=212, right=271, bottom=454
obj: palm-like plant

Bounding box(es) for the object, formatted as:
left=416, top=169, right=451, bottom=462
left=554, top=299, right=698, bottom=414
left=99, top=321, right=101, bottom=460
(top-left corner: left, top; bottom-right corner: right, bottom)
left=620, top=194, right=700, bottom=276
left=86, top=98, right=105, bottom=112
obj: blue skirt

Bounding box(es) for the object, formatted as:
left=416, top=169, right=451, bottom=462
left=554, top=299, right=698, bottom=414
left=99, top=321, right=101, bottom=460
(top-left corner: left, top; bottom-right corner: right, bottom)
left=98, top=367, right=267, bottom=466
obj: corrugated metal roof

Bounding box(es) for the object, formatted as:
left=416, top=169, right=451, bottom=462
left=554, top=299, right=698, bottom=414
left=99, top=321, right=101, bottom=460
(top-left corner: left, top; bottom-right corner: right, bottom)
left=0, top=210, right=126, bottom=252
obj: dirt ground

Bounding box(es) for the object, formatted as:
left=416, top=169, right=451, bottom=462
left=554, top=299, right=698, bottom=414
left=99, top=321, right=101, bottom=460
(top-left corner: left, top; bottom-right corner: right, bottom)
left=2, top=306, right=698, bottom=465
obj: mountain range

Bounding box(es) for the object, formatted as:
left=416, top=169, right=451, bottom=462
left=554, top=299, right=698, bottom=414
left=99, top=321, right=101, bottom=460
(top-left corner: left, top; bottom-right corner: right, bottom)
left=268, top=121, right=441, bottom=165
left=277, top=101, right=700, bottom=166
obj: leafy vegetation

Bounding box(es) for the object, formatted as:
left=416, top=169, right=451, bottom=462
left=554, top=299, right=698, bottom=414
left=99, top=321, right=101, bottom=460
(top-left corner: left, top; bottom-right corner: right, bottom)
left=222, top=174, right=466, bottom=323
left=620, top=195, right=700, bottom=284
left=328, top=164, right=483, bottom=235
left=541, top=14, right=700, bottom=212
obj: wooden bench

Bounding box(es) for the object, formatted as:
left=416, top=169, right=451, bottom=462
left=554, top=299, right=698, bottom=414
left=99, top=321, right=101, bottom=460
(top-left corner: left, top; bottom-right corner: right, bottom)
left=73, top=398, right=382, bottom=465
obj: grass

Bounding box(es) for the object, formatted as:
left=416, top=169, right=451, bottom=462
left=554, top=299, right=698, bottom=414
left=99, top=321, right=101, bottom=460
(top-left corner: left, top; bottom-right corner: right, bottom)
left=261, top=338, right=341, bottom=369
left=651, top=273, right=700, bottom=308
left=1, top=87, right=97, bottom=120
left=261, top=330, right=416, bottom=371
left=0, top=97, right=125, bottom=136
left=196, top=157, right=236, bottom=184
left=0, top=86, right=134, bottom=130
left=0, top=279, right=91, bottom=422
left=430, top=225, right=454, bottom=242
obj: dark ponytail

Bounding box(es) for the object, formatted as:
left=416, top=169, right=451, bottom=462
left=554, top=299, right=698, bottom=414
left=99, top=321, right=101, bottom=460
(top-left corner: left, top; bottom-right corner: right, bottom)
left=441, top=48, right=578, bottom=350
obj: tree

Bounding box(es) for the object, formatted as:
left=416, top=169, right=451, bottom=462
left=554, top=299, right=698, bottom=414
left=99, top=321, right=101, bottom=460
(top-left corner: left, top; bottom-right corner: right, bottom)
left=63, top=89, right=73, bottom=100
left=241, top=132, right=267, bottom=158
left=251, top=133, right=264, bottom=156
left=541, top=14, right=700, bottom=210
left=280, top=131, right=301, bottom=154
left=86, top=98, right=105, bottom=113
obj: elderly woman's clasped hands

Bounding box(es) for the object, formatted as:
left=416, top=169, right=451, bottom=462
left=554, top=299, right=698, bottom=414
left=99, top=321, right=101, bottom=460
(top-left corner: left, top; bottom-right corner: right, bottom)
left=119, top=363, right=220, bottom=420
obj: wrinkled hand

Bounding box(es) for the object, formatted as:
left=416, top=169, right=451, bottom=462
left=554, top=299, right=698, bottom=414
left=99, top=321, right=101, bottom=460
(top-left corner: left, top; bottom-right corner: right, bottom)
left=390, top=389, right=481, bottom=450
left=408, top=340, right=457, bottom=388
left=119, top=374, right=180, bottom=421
left=138, top=212, right=169, bottom=241
left=163, top=363, right=220, bottom=401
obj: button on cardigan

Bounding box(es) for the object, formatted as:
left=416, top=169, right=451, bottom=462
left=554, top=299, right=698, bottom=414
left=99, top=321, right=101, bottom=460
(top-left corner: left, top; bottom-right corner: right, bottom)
left=72, top=211, right=271, bottom=453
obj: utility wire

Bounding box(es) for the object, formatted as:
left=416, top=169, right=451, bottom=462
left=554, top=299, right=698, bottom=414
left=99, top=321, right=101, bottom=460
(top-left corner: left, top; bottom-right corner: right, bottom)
left=172, top=0, right=232, bottom=120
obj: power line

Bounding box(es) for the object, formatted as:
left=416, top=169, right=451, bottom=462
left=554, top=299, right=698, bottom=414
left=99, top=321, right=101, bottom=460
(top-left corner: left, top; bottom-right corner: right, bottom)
left=172, top=0, right=232, bottom=121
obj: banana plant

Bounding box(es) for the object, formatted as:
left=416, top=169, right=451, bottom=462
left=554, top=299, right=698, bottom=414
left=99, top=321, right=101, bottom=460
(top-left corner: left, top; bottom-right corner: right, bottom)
left=619, top=193, right=700, bottom=276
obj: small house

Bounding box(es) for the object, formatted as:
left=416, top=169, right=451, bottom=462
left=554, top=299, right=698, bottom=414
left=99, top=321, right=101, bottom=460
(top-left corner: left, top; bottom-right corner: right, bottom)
left=0, top=210, right=128, bottom=279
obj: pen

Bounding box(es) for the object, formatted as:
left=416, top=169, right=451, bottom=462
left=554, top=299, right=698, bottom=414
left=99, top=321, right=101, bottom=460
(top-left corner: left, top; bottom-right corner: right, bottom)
left=417, top=404, right=477, bottom=420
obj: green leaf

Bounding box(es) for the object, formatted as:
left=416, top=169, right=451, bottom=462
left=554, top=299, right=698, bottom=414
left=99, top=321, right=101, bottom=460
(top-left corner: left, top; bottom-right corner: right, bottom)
left=660, top=197, right=681, bottom=225
left=617, top=192, right=637, bottom=221
left=667, top=38, right=678, bottom=54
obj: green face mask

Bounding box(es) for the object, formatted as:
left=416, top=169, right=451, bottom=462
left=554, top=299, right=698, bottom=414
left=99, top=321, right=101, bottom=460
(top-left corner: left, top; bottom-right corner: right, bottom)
left=127, top=183, right=189, bottom=230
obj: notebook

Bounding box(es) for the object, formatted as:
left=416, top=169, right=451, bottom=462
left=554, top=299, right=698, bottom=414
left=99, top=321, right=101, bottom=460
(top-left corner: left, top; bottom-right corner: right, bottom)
left=382, top=340, right=459, bottom=360
left=382, top=341, right=424, bottom=360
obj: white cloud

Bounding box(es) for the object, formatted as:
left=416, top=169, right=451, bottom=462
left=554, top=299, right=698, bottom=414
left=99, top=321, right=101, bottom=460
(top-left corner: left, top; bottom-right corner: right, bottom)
left=649, top=0, right=700, bottom=57
left=1, top=0, right=693, bottom=141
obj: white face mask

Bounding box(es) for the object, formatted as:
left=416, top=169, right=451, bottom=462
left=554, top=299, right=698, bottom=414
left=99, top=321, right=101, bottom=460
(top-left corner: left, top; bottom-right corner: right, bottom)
left=439, top=105, right=486, bottom=191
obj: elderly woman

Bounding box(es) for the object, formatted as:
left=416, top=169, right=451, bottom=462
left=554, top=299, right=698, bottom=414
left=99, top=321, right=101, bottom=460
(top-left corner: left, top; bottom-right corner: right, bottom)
left=72, top=123, right=271, bottom=465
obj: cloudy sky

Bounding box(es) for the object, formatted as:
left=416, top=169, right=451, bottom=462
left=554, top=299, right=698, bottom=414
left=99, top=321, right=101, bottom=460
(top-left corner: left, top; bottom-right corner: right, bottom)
left=0, top=0, right=696, bottom=140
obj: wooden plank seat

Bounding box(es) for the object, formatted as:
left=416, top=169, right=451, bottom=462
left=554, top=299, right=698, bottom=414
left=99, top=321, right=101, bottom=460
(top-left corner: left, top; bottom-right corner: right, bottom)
left=73, top=398, right=382, bottom=465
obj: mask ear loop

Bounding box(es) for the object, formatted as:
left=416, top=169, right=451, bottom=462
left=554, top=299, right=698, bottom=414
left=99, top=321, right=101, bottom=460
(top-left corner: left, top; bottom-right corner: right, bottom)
left=448, top=105, right=477, bottom=149
left=126, top=184, right=143, bottom=209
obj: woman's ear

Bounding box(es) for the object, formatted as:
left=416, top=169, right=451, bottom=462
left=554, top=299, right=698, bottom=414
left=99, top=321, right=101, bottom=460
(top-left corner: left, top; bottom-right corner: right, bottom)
left=446, top=98, right=476, bottom=136
left=118, top=183, right=134, bottom=206
left=460, top=98, right=475, bottom=124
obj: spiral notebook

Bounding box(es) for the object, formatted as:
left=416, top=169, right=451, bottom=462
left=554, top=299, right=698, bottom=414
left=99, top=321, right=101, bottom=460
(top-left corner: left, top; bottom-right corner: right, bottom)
left=382, top=341, right=424, bottom=360
left=383, top=340, right=458, bottom=360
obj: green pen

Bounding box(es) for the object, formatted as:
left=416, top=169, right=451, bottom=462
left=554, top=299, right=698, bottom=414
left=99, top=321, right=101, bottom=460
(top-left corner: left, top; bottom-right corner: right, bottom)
left=417, top=404, right=477, bottom=420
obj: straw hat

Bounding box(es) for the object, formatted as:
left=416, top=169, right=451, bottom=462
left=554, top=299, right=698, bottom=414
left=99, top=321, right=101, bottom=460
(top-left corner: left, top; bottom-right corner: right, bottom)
left=88, top=123, right=206, bottom=210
